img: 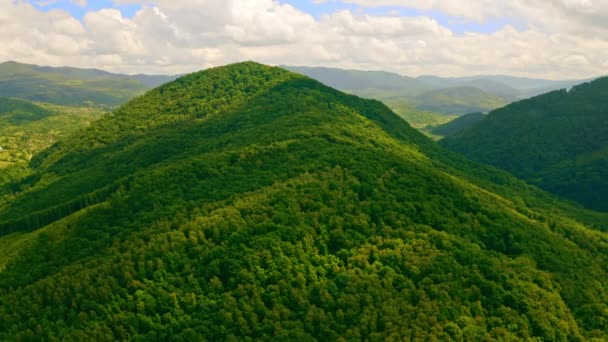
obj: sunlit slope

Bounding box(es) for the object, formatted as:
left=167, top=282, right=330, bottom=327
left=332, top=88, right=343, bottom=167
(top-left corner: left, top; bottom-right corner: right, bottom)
left=0, top=98, right=102, bottom=190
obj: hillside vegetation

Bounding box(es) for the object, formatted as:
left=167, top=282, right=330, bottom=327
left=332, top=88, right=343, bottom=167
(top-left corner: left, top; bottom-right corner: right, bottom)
left=0, top=97, right=102, bottom=188
left=442, top=77, right=608, bottom=212
left=0, top=63, right=606, bottom=340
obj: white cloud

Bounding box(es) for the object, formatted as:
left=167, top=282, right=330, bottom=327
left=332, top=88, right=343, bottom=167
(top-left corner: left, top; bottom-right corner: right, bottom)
left=320, top=0, right=608, bottom=35
left=0, top=0, right=607, bottom=79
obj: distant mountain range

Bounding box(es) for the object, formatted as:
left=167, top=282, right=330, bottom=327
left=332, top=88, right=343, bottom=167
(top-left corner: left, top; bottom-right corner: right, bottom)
left=284, top=66, right=589, bottom=118
left=0, top=61, right=178, bottom=108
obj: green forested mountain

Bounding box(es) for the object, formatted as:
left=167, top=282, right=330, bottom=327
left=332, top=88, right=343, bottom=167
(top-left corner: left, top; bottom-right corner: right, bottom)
left=0, top=61, right=176, bottom=107
left=0, top=63, right=607, bottom=340
left=429, top=112, right=487, bottom=138
left=442, top=77, right=608, bottom=212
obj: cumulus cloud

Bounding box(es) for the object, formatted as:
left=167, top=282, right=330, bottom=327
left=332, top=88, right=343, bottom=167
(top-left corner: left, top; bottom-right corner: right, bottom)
left=1, top=0, right=607, bottom=78
left=320, top=0, right=608, bottom=35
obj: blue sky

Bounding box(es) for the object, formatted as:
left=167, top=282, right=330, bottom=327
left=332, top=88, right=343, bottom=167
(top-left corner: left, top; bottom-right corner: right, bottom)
left=29, top=0, right=141, bottom=19
left=29, top=0, right=523, bottom=35
left=283, top=0, right=523, bottom=34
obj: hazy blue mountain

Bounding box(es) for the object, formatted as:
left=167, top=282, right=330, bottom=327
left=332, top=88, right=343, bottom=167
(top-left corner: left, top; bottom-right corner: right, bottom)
left=418, top=74, right=590, bottom=98
left=283, top=65, right=430, bottom=95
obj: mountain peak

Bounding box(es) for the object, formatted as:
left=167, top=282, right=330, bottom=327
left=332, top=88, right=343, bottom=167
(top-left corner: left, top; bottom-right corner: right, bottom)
left=32, top=61, right=428, bottom=172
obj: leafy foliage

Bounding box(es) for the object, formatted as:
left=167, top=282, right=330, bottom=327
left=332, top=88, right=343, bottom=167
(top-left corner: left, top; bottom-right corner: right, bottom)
left=442, top=78, right=608, bottom=212
left=0, top=63, right=607, bottom=340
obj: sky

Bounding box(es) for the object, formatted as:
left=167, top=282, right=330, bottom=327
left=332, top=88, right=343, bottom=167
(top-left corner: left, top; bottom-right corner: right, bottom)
left=1, top=0, right=607, bottom=79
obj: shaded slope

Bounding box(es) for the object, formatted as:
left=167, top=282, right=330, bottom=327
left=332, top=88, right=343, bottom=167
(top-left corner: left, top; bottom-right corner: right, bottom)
left=0, top=63, right=607, bottom=340
left=442, top=78, right=608, bottom=212
left=0, top=97, right=55, bottom=125
left=430, top=112, right=486, bottom=137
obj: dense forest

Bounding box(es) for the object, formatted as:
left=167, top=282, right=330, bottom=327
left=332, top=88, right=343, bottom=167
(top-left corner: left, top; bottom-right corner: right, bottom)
left=442, top=78, right=608, bottom=212
left=0, top=63, right=606, bottom=340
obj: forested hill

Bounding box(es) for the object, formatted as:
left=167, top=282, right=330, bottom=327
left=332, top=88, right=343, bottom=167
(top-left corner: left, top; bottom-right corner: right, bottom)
left=0, top=97, right=55, bottom=125
left=0, top=62, right=607, bottom=340
left=442, top=77, right=608, bottom=212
